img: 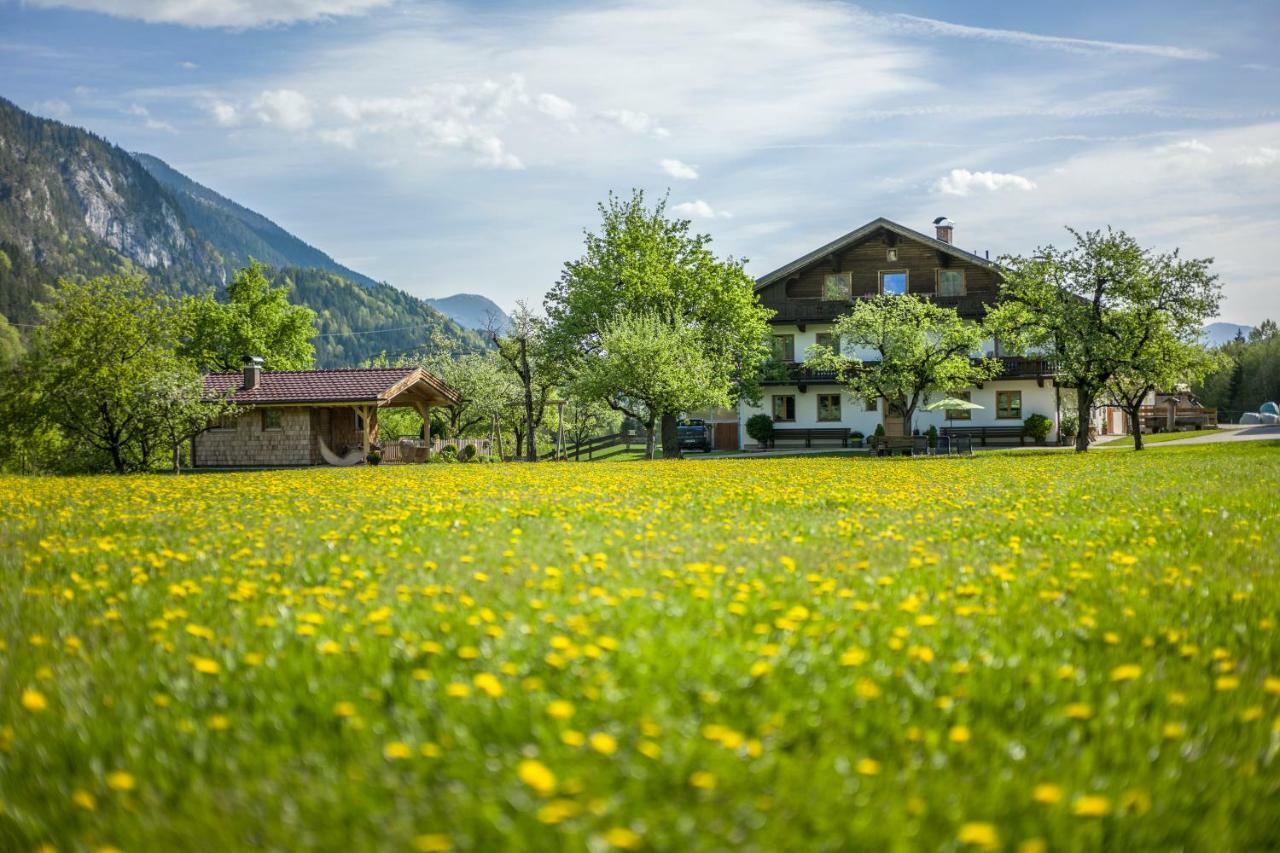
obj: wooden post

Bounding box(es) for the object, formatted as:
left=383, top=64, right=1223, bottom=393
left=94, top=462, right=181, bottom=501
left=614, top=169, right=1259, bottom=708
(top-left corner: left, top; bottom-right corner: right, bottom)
left=359, top=405, right=370, bottom=463
left=555, top=400, right=566, bottom=461
left=492, top=412, right=503, bottom=459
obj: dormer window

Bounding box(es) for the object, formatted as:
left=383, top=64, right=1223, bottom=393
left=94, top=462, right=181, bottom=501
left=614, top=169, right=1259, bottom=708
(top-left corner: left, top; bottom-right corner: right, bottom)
left=880, top=270, right=908, bottom=295
left=823, top=272, right=852, bottom=301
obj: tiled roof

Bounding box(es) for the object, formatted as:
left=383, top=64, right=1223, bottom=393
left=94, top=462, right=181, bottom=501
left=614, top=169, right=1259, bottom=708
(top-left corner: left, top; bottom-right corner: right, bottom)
left=204, top=367, right=457, bottom=405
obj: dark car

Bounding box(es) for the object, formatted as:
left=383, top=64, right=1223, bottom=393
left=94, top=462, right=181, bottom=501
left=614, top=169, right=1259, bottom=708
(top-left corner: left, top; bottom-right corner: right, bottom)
left=676, top=418, right=713, bottom=452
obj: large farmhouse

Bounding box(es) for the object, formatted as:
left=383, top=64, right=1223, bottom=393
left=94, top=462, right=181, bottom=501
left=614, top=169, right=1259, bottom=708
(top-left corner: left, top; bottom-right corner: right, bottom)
left=193, top=360, right=459, bottom=468
left=738, top=216, right=1062, bottom=447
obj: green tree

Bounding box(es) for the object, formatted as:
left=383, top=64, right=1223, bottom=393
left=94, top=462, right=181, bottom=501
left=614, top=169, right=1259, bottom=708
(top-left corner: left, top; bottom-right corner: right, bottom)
left=988, top=228, right=1220, bottom=451
left=180, top=260, right=316, bottom=371
left=1195, top=319, right=1280, bottom=417
left=0, top=312, right=22, bottom=367
left=573, top=312, right=728, bottom=460
left=545, top=191, right=771, bottom=459
left=809, top=295, right=1000, bottom=437
left=15, top=275, right=179, bottom=473
left=139, top=365, right=241, bottom=472
left=1102, top=329, right=1228, bottom=449
left=492, top=302, right=555, bottom=462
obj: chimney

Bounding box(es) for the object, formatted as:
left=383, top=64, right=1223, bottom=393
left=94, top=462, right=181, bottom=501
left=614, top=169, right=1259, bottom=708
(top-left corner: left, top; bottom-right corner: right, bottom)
left=933, top=216, right=954, bottom=244
left=242, top=355, right=264, bottom=390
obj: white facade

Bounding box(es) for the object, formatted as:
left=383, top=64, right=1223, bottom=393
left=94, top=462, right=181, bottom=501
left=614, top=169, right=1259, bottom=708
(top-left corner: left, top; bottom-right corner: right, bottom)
left=737, top=322, right=1062, bottom=448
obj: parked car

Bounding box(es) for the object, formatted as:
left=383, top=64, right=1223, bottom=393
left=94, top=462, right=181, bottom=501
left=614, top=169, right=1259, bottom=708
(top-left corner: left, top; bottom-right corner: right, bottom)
left=676, top=418, right=713, bottom=452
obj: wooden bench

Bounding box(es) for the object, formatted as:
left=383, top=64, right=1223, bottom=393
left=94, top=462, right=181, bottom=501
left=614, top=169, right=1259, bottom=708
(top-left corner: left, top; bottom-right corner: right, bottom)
left=770, top=427, right=850, bottom=448
left=869, top=436, right=916, bottom=456
left=941, top=426, right=1027, bottom=446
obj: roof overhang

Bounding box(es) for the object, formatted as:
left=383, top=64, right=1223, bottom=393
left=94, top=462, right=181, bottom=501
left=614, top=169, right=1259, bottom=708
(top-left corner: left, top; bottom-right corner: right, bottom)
left=754, top=217, right=1002, bottom=291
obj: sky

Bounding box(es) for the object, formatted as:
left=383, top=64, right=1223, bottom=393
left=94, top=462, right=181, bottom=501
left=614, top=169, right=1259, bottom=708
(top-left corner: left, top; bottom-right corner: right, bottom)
left=1, top=0, right=1278, bottom=324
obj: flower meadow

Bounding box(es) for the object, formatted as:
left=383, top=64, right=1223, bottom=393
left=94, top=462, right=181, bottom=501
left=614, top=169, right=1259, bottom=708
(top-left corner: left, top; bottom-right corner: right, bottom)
left=2, top=443, right=1279, bottom=851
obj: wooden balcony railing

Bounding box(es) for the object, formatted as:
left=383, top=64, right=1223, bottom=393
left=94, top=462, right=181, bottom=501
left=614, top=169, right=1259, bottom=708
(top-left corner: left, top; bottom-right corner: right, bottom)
left=763, top=293, right=995, bottom=325
left=761, top=356, right=1059, bottom=386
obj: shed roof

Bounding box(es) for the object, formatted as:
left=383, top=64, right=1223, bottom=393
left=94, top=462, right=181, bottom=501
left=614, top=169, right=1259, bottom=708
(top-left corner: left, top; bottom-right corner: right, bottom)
left=204, top=367, right=459, bottom=407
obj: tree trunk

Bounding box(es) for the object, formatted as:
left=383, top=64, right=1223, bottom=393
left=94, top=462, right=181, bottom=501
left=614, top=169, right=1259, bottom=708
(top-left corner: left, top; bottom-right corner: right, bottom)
left=661, top=412, right=681, bottom=459
left=172, top=439, right=181, bottom=474
left=901, top=404, right=916, bottom=438
left=1128, top=404, right=1145, bottom=450
left=521, top=339, right=537, bottom=462
left=1075, top=388, right=1093, bottom=452
left=644, top=417, right=657, bottom=460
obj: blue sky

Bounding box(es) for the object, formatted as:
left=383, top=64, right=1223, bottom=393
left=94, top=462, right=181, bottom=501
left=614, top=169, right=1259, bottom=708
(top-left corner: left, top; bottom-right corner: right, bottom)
left=2, top=0, right=1278, bottom=323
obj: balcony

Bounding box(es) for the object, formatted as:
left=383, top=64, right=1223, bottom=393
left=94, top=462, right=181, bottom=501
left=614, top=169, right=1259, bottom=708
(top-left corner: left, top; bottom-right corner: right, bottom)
left=763, top=293, right=996, bottom=326
left=761, top=356, right=1059, bottom=387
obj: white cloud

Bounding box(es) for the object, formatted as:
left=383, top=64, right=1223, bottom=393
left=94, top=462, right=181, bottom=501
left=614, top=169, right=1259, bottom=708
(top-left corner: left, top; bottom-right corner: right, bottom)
left=318, top=128, right=357, bottom=149
left=535, top=93, right=576, bottom=122
left=252, top=89, right=313, bottom=131
left=659, top=158, right=698, bottom=180
left=599, top=109, right=669, bottom=138
left=24, top=0, right=394, bottom=28
left=34, top=99, right=71, bottom=118
left=1159, top=139, right=1213, bottom=154
left=886, top=13, right=1215, bottom=61
left=125, top=102, right=176, bottom=132
left=672, top=199, right=731, bottom=219
left=1238, top=146, right=1279, bottom=167
left=934, top=169, right=1038, bottom=196
left=180, top=61, right=198, bottom=70
left=208, top=99, right=239, bottom=126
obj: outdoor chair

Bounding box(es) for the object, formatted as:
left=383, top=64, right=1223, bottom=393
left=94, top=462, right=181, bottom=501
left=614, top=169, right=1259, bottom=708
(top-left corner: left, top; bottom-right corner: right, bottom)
left=955, top=435, right=974, bottom=456
left=911, top=436, right=929, bottom=457
left=934, top=435, right=951, bottom=456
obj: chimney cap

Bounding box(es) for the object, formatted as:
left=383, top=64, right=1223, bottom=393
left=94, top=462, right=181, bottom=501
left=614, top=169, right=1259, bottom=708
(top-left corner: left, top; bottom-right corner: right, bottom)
left=242, top=355, right=264, bottom=367
left=933, top=216, right=954, bottom=227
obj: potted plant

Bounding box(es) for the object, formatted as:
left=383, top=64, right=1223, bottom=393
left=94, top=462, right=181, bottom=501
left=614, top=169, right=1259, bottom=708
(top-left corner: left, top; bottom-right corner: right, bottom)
left=849, top=430, right=864, bottom=448
left=746, top=413, right=775, bottom=449
left=1023, top=413, right=1053, bottom=445
left=926, top=424, right=938, bottom=449
left=1058, top=414, right=1078, bottom=446
left=366, top=449, right=382, bottom=466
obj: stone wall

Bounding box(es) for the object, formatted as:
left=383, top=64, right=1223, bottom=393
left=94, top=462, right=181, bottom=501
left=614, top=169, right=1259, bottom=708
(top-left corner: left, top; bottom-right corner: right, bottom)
left=194, top=407, right=315, bottom=467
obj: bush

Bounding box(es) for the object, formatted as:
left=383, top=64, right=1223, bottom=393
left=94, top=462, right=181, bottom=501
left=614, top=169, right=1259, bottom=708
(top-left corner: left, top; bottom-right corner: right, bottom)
left=1024, top=414, right=1053, bottom=443
left=1060, top=415, right=1079, bottom=439
left=873, top=423, right=886, bottom=438
left=746, top=414, right=774, bottom=445
left=435, top=445, right=459, bottom=463
left=926, top=424, right=938, bottom=448
left=459, top=444, right=477, bottom=462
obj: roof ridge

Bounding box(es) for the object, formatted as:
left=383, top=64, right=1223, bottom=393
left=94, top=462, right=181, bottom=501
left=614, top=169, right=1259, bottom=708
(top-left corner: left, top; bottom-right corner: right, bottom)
left=206, top=366, right=420, bottom=376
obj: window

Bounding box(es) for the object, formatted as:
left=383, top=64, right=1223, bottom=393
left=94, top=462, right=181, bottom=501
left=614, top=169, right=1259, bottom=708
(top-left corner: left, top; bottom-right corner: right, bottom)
left=880, top=270, right=908, bottom=295
left=815, top=332, right=841, bottom=355
left=945, top=390, right=972, bottom=421
left=772, top=395, right=796, bottom=422
left=996, top=391, right=1022, bottom=420
left=817, top=394, right=842, bottom=422
left=261, top=408, right=283, bottom=431
left=938, top=268, right=965, bottom=297
left=822, top=272, right=852, bottom=301
left=771, top=334, right=795, bottom=362
left=865, top=397, right=878, bottom=412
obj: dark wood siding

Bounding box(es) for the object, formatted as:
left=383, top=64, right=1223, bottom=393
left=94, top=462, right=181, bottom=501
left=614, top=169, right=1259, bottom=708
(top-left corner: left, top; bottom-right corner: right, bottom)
left=758, top=226, right=1001, bottom=323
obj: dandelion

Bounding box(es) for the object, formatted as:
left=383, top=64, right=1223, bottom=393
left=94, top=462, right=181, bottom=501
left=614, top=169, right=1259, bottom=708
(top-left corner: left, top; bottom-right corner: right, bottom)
left=384, top=742, right=412, bottom=760
left=414, top=834, right=453, bottom=852
left=547, top=700, right=575, bottom=720
left=518, top=759, right=557, bottom=796
left=72, top=790, right=97, bottom=811
left=603, top=827, right=643, bottom=849
left=1214, top=676, right=1239, bottom=691
left=589, top=732, right=618, bottom=756
left=21, top=688, right=47, bottom=712
left=1065, top=703, right=1093, bottom=721
left=1032, top=784, right=1063, bottom=805
left=949, top=725, right=971, bottom=744
left=1072, top=795, right=1111, bottom=818
left=690, top=771, right=717, bottom=789
left=855, top=758, right=881, bottom=776
left=537, top=799, right=582, bottom=824
left=192, top=657, right=220, bottom=675
left=1109, top=664, right=1142, bottom=682
left=473, top=673, right=504, bottom=698
left=957, top=822, right=999, bottom=848
left=106, top=771, right=135, bottom=792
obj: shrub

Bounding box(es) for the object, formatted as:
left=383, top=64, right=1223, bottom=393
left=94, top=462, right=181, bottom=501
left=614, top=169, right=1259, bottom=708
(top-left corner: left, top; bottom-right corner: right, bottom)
left=1060, top=415, right=1079, bottom=439
left=926, top=424, right=938, bottom=448
left=435, top=445, right=459, bottom=463
left=365, top=450, right=382, bottom=466
left=746, top=414, right=774, bottom=446
left=1024, top=414, right=1053, bottom=443
left=459, top=444, right=477, bottom=462
left=873, top=423, right=886, bottom=438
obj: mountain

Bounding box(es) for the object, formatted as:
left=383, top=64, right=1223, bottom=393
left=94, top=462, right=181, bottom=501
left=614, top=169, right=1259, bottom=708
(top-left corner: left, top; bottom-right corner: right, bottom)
left=1203, top=322, right=1252, bottom=347
left=133, top=152, right=378, bottom=288
left=425, top=293, right=510, bottom=331
left=0, top=96, right=484, bottom=365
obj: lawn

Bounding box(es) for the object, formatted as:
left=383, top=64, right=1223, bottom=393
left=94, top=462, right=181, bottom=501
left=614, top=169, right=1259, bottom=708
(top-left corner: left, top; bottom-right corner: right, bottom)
left=1098, top=428, right=1224, bottom=447
left=2, top=443, right=1279, bottom=851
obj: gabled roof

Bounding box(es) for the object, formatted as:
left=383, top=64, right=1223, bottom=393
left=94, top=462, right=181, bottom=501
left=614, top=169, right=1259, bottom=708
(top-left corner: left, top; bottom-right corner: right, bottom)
left=754, top=216, right=1000, bottom=290
left=204, top=367, right=459, bottom=406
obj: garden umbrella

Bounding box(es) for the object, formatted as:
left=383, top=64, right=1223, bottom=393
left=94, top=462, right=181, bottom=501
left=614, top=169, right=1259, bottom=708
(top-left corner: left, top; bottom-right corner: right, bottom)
left=924, top=396, right=984, bottom=431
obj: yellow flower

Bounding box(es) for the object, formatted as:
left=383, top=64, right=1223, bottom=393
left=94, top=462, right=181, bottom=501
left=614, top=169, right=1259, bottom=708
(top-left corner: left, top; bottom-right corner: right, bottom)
left=334, top=701, right=357, bottom=718
left=547, top=700, right=575, bottom=720
left=750, top=660, right=772, bottom=678
left=208, top=714, right=230, bottom=731
left=473, top=673, right=504, bottom=698
left=690, top=771, right=717, bottom=789
left=1263, top=676, right=1280, bottom=695
left=106, top=771, right=135, bottom=792
left=561, top=730, right=585, bottom=747
left=1162, top=721, right=1186, bottom=740
left=1032, top=784, right=1063, bottom=805
left=537, top=799, right=582, bottom=824
left=72, top=789, right=97, bottom=811
left=1064, top=703, right=1093, bottom=721
left=1109, top=664, right=1142, bottom=682
left=957, top=822, right=999, bottom=849
left=1214, top=676, right=1239, bottom=692
left=317, top=640, right=341, bottom=655
left=949, top=725, right=971, bottom=744
left=192, top=657, right=220, bottom=675
left=518, top=759, right=557, bottom=796
left=603, top=827, right=643, bottom=849
left=445, top=683, right=471, bottom=698
left=384, top=741, right=413, bottom=760
left=855, top=758, right=881, bottom=776
left=414, top=834, right=453, bottom=852
left=21, top=688, right=47, bottom=712
left=589, top=732, right=618, bottom=756
left=1072, top=795, right=1111, bottom=817
left=840, top=647, right=868, bottom=666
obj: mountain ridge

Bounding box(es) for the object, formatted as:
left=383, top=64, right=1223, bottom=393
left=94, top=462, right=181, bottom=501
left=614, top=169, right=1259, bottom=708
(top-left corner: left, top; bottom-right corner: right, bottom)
left=425, top=293, right=510, bottom=332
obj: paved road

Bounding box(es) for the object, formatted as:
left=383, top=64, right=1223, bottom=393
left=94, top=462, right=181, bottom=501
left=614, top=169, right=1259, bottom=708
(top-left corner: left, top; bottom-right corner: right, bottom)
left=1139, top=425, right=1280, bottom=445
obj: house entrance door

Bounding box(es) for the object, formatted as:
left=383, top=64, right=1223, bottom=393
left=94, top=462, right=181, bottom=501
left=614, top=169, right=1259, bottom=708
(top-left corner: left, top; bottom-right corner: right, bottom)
left=882, top=399, right=904, bottom=436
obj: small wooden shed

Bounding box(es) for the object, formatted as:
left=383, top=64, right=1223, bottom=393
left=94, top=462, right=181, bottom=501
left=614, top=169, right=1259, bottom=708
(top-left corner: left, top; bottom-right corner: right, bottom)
left=193, top=360, right=459, bottom=468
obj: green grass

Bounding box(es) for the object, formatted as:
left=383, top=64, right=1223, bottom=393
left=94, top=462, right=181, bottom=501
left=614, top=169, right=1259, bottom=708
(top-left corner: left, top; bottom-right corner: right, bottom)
left=1097, top=428, right=1223, bottom=447
left=2, top=443, right=1279, bottom=851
